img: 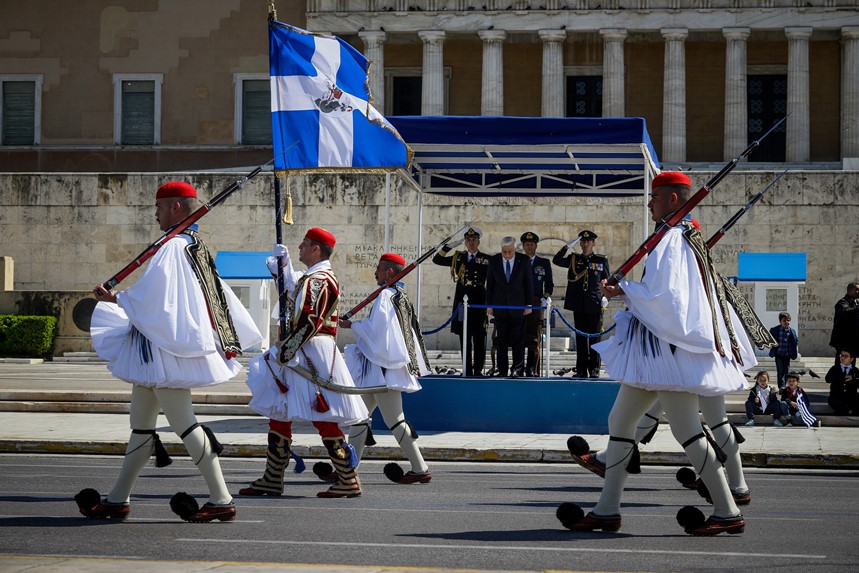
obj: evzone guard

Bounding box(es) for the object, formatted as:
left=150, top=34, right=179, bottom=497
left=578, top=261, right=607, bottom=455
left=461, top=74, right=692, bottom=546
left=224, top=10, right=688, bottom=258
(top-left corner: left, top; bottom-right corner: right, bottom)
left=340, top=252, right=434, bottom=484
left=240, top=228, right=370, bottom=498
left=557, top=172, right=760, bottom=536
left=77, top=181, right=263, bottom=523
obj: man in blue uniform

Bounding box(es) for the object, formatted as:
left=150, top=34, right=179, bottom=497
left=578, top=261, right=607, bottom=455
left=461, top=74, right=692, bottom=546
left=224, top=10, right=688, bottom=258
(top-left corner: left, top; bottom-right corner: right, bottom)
left=521, top=232, right=553, bottom=376
left=432, top=227, right=490, bottom=376
left=553, top=230, right=610, bottom=378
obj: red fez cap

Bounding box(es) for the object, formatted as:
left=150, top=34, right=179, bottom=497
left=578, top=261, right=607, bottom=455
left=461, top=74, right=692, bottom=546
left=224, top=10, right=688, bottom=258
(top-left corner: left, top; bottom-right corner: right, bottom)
left=156, top=181, right=197, bottom=199
left=380, top=252, right=406, bottom=266
left=652, top=171, right=692, bottom=189
left=305, top=227, right=336, bottom=247
left=690, top=218, right=701, bottom=230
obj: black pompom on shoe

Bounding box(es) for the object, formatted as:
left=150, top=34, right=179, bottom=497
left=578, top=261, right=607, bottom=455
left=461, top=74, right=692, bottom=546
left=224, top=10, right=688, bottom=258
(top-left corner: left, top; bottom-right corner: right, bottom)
left=74, top=488, right=100, bottom=511
left=383, top=462, right=405, bottom=483
left=170, top=491, right=199, bottom=521
left=556, top=502, right=585, bottom=529
left=676, top=467, right=696, bottom=485
left=676, top=505, right=706, bottom=532
left=566, top=436, right=590, bottom=457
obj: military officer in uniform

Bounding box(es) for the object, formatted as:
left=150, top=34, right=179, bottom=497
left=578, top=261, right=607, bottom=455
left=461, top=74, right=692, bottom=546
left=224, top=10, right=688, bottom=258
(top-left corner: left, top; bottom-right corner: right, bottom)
left=432, top=227, right=490, bottom=376
left=553, top=230, right=610, bottom=378
left=521, top=232, right=554, bottom=376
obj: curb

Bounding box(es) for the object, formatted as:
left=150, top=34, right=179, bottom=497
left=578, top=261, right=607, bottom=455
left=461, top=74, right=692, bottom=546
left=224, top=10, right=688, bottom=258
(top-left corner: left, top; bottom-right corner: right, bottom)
left=2, top=440, right=857, bottom=469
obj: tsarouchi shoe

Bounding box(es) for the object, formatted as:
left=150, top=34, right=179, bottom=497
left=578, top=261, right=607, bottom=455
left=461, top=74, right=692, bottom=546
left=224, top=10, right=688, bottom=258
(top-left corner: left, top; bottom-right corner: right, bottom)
left=572, top=452, right=606, bottom=478
left=398, top=471, right=432, bottom=484
left=237, top=485, right=281, bottom=496
left=74, top=488, right=130, bottom=520
left=685, top=515, right=745, bottom=536
left=556, top=503, right=621, bottom=532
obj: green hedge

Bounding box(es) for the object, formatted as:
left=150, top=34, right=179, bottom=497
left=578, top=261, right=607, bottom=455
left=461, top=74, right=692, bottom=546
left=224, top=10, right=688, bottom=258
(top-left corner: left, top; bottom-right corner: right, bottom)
left=0, top=315, right=58, bottom=357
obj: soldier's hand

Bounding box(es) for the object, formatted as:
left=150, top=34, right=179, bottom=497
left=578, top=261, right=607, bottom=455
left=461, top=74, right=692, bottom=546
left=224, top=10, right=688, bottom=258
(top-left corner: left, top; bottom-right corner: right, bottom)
left=92, top=284, right=117, bottom=304
left=447, top=237, right=464, bottom=249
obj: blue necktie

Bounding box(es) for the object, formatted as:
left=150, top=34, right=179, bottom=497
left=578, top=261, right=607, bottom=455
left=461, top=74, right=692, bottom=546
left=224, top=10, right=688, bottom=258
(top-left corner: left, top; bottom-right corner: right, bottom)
left=505, top=259, right=512, bottom=282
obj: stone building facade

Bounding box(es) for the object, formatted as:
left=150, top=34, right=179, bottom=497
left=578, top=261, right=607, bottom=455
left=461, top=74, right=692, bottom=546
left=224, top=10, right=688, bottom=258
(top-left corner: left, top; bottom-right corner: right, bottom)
left=1, top=1, right=858, bottom=356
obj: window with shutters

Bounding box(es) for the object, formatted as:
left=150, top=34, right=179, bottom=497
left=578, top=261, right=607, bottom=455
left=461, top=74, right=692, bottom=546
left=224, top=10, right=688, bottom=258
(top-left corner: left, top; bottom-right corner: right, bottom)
left=747, top=74, right=787, bottom=162
left=112, top=74, right=162, bottom=145
left=234, top=74, right=272, bottom=145
left=1, top=75, right=42, bottom=146
left=565, top=73, right=603, bottom=118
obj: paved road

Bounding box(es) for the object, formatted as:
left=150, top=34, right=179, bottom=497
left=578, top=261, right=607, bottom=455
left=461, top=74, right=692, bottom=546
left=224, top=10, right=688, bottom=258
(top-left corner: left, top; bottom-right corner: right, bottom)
left=0, top=454, right=856, bottom=573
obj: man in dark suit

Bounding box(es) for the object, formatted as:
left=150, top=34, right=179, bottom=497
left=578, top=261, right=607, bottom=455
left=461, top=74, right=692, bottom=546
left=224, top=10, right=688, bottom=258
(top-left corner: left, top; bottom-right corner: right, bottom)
left=553, top=230, right=610, bottom=378
left=486, top=236, right=533, bottom=377
left=521, top=231, right=554, bottom=376
left=432, top=226, right=490, bottom=376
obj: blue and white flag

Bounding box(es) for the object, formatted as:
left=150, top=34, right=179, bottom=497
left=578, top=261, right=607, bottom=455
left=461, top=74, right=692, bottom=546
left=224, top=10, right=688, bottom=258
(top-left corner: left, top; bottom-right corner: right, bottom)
left=269, top=21, right=412, bottom=173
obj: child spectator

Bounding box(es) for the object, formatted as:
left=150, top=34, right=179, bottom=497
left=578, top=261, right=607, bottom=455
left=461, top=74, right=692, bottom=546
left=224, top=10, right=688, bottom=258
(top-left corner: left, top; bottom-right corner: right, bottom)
left=780, top=372, right=821, bottom=428
left=768, top=312, right=798, bottom=390
left=825, top=349, right=859, bottom=415
left=744, top=371, right=784, bottom=426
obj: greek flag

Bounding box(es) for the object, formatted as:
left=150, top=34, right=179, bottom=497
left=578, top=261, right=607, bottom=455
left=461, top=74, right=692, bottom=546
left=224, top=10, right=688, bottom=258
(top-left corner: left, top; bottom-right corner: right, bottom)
left=269, top=21, right=411, bottom=172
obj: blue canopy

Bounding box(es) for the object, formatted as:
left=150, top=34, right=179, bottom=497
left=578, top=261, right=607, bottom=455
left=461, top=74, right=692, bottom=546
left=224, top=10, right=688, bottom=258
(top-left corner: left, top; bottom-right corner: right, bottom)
left=388, top=116, right=660, bottom=197
left=737, top=252, right=807, bottom=282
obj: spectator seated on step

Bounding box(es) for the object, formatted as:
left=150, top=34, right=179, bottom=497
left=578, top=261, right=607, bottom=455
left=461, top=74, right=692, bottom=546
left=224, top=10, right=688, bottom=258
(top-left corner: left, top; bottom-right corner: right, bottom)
left=779, top=372, right=821, bottom=428
left=744, top=370, right=784, bottom=427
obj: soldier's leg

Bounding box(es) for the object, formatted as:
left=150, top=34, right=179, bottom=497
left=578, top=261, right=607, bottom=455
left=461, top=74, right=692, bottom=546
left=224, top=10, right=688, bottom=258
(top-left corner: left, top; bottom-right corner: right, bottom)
left=585, top=400, right=662, bottom=469
left=316, top=422, right=361, bottom=498
left=699, top=395, right=749, bottom=496
left=572, top=313, right=588, bottom=377
left=107, top=385, right=161, bottom=503
left=157, top=387, right=232, bottom=505
left=376, top=391, right=429, bottom=475
left=348, top=394, right=378, bottom=462
left=659, top=391, right=740, bottom=519
left=240, top=419, right=293, bottom=495
left=591, top=385, right=658, bottom=516
left=472, top=311, right=487, bottom=375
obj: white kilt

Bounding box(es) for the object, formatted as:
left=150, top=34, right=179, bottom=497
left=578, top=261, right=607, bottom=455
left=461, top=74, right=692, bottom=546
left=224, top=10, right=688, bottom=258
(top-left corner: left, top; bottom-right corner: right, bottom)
left=343, top=344, right=422, bottom=393
left=247, top=337, right=368, bottom=424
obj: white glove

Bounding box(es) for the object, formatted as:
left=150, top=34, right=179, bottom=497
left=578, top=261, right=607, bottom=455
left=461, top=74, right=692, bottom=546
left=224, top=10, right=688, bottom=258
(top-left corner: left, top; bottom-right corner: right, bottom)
left=447, top=238, right=464, bottom=249
left=273, top=243, right=288, bottom=258
left=601, top=296, right=609, bottom=308
left=566, top=237, right=581, bottom=249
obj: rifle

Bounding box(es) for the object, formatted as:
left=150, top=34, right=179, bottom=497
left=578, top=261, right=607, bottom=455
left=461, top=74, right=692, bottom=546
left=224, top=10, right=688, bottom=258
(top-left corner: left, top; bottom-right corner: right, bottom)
left=340, top=223, right=471, bottom=321
left=102, top=156, right=280, bottom=291
left=706, top=169, right=788, bottom=249
left=607, top=116, right=787, bottom=286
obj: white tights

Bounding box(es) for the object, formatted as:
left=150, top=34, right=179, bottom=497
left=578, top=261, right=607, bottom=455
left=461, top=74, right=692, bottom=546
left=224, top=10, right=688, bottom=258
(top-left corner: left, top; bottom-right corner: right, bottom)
left=594, top=395, right=748, bottom=494
left=593, top=385, right=740, bottom=519
left=348, top=391, right=428, bottom=473
left=107, top=385, right=232, bottom=505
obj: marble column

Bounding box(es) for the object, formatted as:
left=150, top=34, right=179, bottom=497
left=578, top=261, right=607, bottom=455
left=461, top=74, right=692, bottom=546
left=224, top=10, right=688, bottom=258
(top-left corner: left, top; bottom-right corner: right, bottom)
left=723, top=27, right=750, bottom=160
left=418, top=30, right=446, bottom=116
left=785, top=27, right=812, bottom=162
left=661, top=28, right=688, bottom=163
left=539, top=29, right=567, bottom=118
left=478, top=29, right=506, bottom=116
left=600, top=29, right=627, bottom=118
left=359, top=30, right=387, bottom=112
left=842, top=27, right=859, bottom=159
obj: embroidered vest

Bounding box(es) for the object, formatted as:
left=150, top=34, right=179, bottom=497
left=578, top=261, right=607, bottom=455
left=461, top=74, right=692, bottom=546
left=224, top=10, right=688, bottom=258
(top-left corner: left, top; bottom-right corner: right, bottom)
left=182, top=230, right=241, bottom=357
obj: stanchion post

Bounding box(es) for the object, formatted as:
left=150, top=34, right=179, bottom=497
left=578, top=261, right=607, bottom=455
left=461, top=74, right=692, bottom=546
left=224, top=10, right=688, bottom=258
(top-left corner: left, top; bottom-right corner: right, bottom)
left=544, top=297, right=552, bottom=377
left=461, top=295, right=469, bottom=377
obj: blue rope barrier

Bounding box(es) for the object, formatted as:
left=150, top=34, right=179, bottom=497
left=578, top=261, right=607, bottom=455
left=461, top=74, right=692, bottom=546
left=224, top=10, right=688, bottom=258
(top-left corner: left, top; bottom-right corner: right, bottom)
left=421, top=304, right=462, bottom=336
left=551, top=307, right=616, bottom=338
left=467, top=303, right=547, bottom=311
